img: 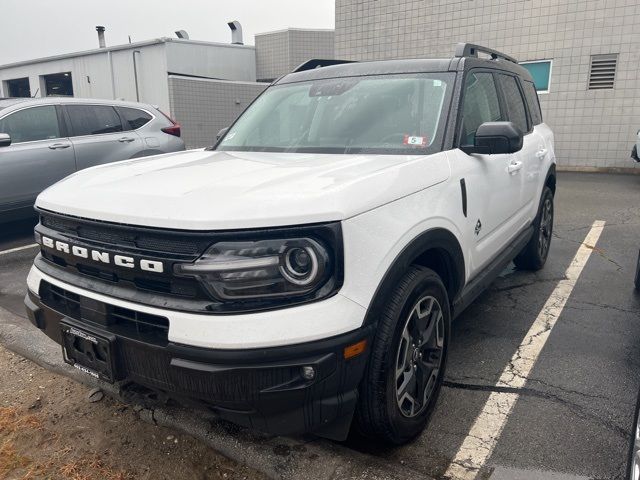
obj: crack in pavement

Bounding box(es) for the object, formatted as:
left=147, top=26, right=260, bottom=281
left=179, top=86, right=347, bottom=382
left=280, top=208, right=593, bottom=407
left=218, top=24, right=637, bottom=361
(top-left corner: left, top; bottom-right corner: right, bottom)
left=478, top=289, right=539, bottom=316
left=564, top=300, right=640, bottom=316
left=445, top=374, right=613, bottom=402
left=553, top=232, right=624, bottom=272
left=443, top=381, right=630, bottom=441
left=490, top=275, right=569, bottom=293
left=559, top=205, right=640, bottom=233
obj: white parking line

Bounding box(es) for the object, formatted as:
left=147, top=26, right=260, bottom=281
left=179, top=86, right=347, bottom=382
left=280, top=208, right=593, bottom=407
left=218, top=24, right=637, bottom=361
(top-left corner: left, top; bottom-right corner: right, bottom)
left=0, top=243, right=38, bottom=256
left=444, top=220, right=606, bottom=480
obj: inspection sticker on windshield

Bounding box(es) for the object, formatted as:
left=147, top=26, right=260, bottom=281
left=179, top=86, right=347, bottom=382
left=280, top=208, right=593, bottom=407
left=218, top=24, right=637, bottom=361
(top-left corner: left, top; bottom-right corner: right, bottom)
left=403, top=135, right=427, bottom=146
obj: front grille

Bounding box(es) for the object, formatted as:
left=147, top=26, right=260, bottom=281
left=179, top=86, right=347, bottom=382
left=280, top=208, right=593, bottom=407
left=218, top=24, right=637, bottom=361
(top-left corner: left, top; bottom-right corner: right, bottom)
left=37, top=212, right=213, bottom=304
left=40, top=214, right=203, bottom=255
left=40, top=281, right=169, bottom=345
left=35, top=211, right=343, bottom=314
left=46, top=282, right=81, bottom=318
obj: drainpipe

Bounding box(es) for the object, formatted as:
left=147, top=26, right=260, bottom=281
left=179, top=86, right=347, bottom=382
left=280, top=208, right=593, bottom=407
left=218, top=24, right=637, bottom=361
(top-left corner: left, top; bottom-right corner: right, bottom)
left=132, top=50, right=140, bottom=102
left=108, top=51, right=116, bottom=99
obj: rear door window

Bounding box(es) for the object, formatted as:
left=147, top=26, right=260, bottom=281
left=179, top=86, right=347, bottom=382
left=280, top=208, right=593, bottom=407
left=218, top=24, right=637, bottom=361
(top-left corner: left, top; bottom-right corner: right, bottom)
left=522, top=81, right=543, bottom=125
left=0, top=105, right=61, bottom=143
left=460, top=72, right=503, bottom=146
left=498, top=75, right=529, bottom=133
left=66, top=105, right=123, bottom=136
left=119, top=107, right=153, bottom=130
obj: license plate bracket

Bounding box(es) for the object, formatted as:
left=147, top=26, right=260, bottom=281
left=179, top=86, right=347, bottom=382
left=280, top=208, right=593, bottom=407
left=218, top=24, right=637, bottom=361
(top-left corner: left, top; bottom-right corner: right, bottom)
left=61, top=321, right=117, bottom=383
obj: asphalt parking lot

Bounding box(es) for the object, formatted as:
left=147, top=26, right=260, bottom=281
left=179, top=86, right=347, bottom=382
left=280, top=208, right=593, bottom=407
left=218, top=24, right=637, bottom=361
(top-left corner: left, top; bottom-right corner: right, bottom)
left=1, top=171, right=639, bottom=480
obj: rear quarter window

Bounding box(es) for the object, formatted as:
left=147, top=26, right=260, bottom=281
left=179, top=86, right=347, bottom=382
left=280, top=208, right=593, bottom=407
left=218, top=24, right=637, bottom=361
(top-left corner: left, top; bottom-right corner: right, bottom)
left=119, top=107, right=153, bottom=130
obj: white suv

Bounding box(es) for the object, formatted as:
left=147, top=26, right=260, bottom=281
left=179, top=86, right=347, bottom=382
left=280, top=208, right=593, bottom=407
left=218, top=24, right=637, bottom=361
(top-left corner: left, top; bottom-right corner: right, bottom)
left=24, top=44, right=556, bottom=445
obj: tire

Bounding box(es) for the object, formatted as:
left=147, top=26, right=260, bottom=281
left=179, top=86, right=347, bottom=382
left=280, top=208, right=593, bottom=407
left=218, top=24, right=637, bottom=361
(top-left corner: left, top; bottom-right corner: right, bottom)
left=354, top=266, right=450, bottom=445
left=514, top=186, right=554, bottom=271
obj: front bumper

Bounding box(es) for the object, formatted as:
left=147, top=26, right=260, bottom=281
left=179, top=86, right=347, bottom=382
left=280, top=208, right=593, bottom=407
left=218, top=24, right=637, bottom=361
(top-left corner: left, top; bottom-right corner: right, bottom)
left=24, top=279, right=372, bottom=440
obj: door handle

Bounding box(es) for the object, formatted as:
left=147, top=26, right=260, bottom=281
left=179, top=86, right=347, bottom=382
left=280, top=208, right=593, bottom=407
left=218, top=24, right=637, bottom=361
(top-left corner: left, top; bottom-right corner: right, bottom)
left=48, top=143, right=70, bottom=149
left=536, top=148, right=548, bottom=159
left=507, top=160, right=523, bottom=174
left=118, top=137, right=135, bottom=143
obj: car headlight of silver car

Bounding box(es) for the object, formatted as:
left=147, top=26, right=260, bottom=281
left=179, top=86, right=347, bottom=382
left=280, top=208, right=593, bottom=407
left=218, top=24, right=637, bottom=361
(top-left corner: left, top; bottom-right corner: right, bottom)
left=174, top=224, right=343, bottom=309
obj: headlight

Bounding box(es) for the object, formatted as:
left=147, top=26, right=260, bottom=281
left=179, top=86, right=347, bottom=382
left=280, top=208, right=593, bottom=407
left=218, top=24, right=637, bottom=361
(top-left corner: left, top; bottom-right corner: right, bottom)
left=174, top=225, right=343, bottom=310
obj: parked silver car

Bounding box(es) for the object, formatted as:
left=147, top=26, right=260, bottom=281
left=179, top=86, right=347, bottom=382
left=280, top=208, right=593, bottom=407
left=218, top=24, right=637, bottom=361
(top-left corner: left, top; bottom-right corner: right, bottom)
left=0, top=97, right=185, bottom=221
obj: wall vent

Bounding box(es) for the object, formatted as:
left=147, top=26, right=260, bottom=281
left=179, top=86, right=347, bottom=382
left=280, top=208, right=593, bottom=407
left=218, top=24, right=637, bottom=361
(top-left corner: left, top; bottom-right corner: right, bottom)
left=588, top=54, right=617, bottom=90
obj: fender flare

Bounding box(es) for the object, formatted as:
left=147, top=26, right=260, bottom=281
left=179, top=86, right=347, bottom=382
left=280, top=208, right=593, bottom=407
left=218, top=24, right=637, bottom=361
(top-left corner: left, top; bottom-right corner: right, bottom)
left=362, top=228, right=465, bottom=326
left=544, top=163, right=556, bottom=194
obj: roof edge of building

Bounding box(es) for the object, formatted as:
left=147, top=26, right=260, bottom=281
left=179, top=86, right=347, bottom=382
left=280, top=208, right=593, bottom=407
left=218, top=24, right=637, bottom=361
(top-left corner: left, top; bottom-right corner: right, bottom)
left=255, top=27, right=335, bottom=37
left=167, top=73, right=268, bottom=86
left=0, top=37, right=255, bottom=70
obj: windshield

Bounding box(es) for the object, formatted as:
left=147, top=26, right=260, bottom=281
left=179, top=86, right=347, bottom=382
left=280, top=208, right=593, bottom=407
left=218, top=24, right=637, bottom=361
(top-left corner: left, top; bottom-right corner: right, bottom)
left=217, top=72, right=454, bottom=155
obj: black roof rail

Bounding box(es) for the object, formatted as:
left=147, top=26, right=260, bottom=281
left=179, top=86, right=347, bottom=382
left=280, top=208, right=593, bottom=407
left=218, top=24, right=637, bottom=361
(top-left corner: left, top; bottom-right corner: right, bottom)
left=292, top=58, right=357, bottom=73
left=454, top=43, right=518, bottom=64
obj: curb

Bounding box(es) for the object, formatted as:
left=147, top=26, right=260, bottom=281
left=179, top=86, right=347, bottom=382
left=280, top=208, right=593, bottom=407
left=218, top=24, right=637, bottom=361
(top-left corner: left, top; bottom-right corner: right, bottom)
left=556, top=165, right=640, bottom=175
left=0, top=305, right=434, bottom=480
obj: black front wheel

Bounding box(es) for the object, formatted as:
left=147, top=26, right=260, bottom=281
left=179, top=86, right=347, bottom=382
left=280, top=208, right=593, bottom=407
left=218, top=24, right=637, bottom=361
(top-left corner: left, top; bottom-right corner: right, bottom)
left=514, top=186, right=554, bottom=271
left=354, top=266, right=450, bottom=445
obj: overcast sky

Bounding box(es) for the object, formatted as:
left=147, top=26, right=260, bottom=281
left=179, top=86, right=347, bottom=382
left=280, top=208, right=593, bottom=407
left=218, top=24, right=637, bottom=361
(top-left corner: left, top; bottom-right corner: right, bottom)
left=0, top=0, right=335, bottom=65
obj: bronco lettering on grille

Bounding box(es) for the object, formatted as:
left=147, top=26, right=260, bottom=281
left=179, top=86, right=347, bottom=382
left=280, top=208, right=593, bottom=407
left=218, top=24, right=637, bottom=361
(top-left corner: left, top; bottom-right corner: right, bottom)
left=40, top=236, right=164, bottom=273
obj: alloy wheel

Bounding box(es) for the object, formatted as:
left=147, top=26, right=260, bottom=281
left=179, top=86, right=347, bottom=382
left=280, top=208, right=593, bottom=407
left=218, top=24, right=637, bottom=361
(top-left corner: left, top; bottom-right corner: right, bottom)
left=395, top=295, right=445, bottom=418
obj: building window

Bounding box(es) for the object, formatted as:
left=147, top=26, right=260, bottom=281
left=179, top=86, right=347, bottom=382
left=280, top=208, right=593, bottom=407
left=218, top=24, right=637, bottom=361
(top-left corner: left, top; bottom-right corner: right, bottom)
left=42, top=72, right=73, bottom=96
left=588, top=54, right=617, bottom=90
left=3, top=77, right=31, bottom=98
left=519, top=60, right=552, bottom=93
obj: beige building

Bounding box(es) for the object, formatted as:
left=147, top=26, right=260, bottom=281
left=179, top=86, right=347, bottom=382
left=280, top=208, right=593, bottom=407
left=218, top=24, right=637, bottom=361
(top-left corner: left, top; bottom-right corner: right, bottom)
left=255, top=28, right=335, bottom=82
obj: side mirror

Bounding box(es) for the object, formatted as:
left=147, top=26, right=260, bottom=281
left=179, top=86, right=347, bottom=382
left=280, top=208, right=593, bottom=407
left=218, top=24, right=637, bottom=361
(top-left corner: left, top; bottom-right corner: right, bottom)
left=461, top=121, right=523, bottom=155
left=216, top=127, right=229, bottom=142
left=0, top=133, right=11, bottom=147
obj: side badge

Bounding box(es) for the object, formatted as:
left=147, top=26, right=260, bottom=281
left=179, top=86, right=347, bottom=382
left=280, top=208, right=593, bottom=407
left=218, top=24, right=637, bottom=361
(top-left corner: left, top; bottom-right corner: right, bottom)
left=475, top=219, right=482, bottom=236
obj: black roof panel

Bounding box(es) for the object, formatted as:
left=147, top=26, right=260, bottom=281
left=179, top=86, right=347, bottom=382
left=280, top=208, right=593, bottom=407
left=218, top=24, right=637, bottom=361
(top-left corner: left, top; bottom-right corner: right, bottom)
left=276, top=55, right=533, bottom=85
left=276, top=58, right=456, bottom=84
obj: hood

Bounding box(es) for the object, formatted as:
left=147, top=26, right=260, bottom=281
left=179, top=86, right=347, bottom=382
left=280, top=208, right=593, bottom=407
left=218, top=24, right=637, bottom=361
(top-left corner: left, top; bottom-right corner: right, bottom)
left=36, top=149, right=450, bottom=230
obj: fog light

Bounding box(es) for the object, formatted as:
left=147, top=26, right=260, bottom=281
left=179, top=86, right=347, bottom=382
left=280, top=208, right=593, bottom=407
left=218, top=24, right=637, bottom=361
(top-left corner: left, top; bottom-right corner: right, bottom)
left=301, top=366, right=315, bottom=380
